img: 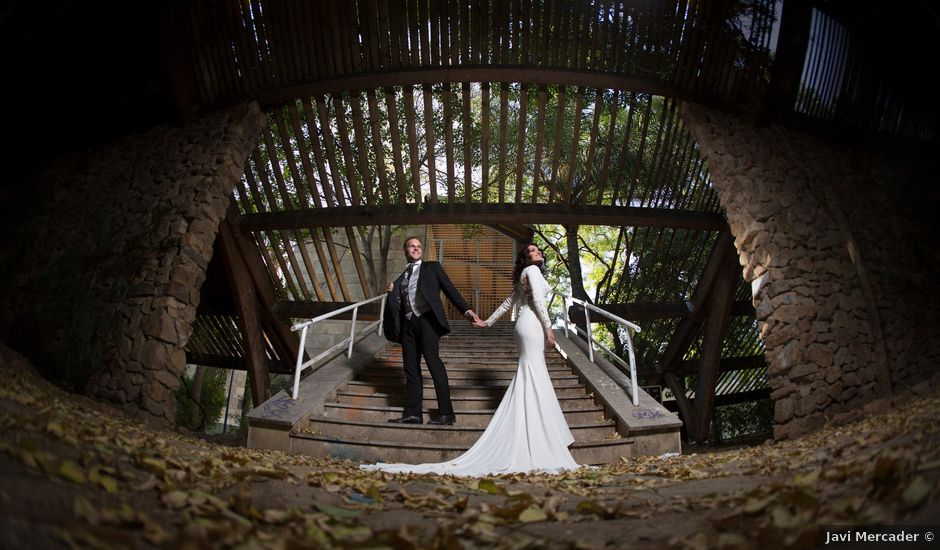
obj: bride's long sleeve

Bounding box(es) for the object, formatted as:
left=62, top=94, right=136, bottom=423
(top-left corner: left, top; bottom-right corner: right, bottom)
left=485, top=289, right=517, bottom=326
left=524, top=266, right=553, bottom=331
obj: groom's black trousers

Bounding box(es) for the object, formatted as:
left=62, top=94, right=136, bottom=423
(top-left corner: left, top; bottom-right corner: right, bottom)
left=400, top=313, right=453, bottom=418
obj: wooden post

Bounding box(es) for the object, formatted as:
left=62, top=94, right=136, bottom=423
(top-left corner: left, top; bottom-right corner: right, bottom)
left=218, top=219, right=271, bottom=406
left=689, top=251, right=740, bottom=442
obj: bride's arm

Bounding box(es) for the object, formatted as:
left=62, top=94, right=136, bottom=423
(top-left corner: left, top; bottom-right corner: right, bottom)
left=524, top=266, right=554, bottom=332
left=484, top=289, right=517, bottom=326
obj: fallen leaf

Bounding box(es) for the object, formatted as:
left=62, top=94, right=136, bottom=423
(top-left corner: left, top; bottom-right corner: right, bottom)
left=313, top=501, right=361, bottom=519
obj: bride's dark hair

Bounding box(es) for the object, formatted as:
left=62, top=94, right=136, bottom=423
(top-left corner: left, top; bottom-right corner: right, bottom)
left=513, top=243, right=546, bottom=282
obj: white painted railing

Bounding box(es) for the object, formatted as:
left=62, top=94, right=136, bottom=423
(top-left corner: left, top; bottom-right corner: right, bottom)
left=289, top=294, right=387, bottom=400
left=549, top=294, right=642, bottom=406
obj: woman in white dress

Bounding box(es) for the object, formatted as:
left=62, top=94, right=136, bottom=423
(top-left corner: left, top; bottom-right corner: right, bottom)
left=361, top=244, right=579, bottom=476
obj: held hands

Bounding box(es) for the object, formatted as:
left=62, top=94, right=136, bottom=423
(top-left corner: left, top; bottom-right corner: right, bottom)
left=386, top=281, right=395, bottom=293
left=464, top=310, right=487, bottom=328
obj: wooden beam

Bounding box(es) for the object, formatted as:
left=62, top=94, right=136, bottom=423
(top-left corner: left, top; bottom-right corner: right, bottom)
left=218, top=219, right=272, bottom=405
left=236, top=203, right=727, bottom=231
left=690, top=249, right=740, bottom=442
left=659, top=231, right=736, bottom=373
left=222, top=213, right=301, bottom=367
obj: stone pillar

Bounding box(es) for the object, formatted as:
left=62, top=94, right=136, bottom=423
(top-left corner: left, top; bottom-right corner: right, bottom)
left=0, top=103, right=267, bottom=423
left=682, top=103, right=940, bottom=438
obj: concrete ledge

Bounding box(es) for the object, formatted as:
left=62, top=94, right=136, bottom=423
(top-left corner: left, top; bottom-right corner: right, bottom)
left=554, top=329, right=682, bottom=455
left=246, top=332, right=388, bottom=450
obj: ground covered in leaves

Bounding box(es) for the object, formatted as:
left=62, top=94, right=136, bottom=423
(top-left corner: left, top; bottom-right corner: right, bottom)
left=1, top=350, right=938, bottom=549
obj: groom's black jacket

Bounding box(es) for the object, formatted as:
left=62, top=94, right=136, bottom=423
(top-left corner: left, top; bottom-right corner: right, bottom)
left=382, top=261, right=471, bottom=343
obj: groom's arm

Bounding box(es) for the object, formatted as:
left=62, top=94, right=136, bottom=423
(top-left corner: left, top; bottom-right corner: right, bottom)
left=434, top=263, right=476, bottom=319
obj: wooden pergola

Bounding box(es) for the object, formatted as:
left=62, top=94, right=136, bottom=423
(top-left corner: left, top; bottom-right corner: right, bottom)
left=172, top=0, right=937, bottom=441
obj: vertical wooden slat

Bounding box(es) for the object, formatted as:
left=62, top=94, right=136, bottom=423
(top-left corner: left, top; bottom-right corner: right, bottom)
left=480, top=82, right=491, bottom=203
left=257, top=132, right=291, bottom=209
left=550, top=0, right=563, bottom=66
left=314, top=95, right=349, bottom=206
left=364, top=0, right=382, bottom=70
left=530, top=85, right=548, bottom=203
left=443, top=83, right=456, bottom=203
left=271, top=109, right=310, bottom=208
left=579, top=88, right=603, bottom=204
left=563, top=86, right=585, bottom=204
left=345, top=226, right=373, bottom=298
left=286, top=102, right=324, bottom=209
left=243, top=162, right=269, bottom=213
left=461, top=82, right=473, bottom=204
left=428, top=0, right=439, bottom=66
left=322, top=228, right=352, bottom=301
left=646, top=99, right=680, bottom=208
left=256, top=138, right=312, bottom=301
left=366, top=89, right=392, bottom=204
left=402, top=85, right=423, bottom=202
left=300, top=97, right=338, bottom=208
left=594, top=89, right=620, bottom=206
left=440, top=0, right=451, bottom=65
left=376, top=0, right=391, bottom=69
left=384, top=87, right=409, bottom=203
left=408, top=0, right=421, bottom=66
left=349, top=92, right=376, bottom=205
left=514, top=83, right=529, bottom=203
left=333, top=94, right=363, bottom=206
left=418, top=0, right=431, bottom=65
left=547, top=84, right=566, bottom=204
left=496, top=82, right=510, bottom=204
left=250, top=231, right=288, bottom=300
left=422, top=83, right=438, bottom=204
left=309, top=229, right=340, bottom=301
left=624, top=95, right=654, bottom=206
left=608, top=91, right=638, bottom=206
left=387, top=0, right=404, bottom=69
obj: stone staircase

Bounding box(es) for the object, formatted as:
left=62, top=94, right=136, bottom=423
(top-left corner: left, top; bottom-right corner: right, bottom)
left=289, top=322, right=635, bottom=465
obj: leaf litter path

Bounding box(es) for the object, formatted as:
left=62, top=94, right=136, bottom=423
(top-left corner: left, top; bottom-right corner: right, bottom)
left=0, top=346, right=938, bottom=549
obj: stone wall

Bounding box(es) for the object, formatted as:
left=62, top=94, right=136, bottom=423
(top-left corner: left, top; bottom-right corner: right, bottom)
left=0, top=103, right=267, bottom=423
left=683, top=104, right=940, bottom=439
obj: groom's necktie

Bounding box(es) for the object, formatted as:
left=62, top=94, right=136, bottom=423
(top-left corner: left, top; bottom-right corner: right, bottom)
left=403, top=264, right=415, bottom=319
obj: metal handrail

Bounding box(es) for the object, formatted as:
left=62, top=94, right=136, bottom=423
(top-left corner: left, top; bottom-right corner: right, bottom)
left=549, top=293, right=642, bottom=406
left=289, top=293, right=387, bottom=400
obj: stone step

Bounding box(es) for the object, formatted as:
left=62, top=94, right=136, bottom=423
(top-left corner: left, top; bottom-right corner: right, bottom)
left=344, top=381, right=588, bottom=398
left=374, top=355, right=569, bottom=365
left=302, top=417, right=617, bottom=446
left=321, top=402, right=607, bottom=426
left=361, top=364, right=574, bottom=376
left=354, top=370, right=581, bottom=384
left=290, top=432, right=634, bottom=466
left=334, top=390, right=598, bottom=410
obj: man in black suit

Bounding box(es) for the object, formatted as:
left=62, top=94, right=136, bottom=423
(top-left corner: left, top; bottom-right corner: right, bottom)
left=383, top=236, right=479, bottom=425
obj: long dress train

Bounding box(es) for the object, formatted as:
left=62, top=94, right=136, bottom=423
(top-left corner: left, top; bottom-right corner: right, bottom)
left=361, top=265, right=578, bottom=476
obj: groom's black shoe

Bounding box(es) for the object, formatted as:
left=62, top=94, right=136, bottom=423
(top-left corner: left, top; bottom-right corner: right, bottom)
left=428, top=414, right=456, bottom=425
left=388, top=415, right=423, bottom=424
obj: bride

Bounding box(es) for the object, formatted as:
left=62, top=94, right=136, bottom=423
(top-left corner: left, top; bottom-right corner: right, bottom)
left=361, top=243, right=579, bottom=476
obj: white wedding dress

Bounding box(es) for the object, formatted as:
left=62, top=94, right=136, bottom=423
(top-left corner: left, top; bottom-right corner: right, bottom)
left=361, top=265, right=579, bottom=476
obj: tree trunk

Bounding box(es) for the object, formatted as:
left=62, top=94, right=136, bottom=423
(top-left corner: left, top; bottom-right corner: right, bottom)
left=190, top=366, right=205, bottom=401
left=564, top=224, right=591, bottom=342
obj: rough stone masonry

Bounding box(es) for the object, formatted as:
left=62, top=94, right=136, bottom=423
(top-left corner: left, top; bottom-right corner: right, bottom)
left=682, top=103, right=940, bottom=438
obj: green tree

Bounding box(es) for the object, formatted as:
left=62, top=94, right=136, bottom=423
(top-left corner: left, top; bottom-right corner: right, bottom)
left=175, top=367, right=229, bottom=432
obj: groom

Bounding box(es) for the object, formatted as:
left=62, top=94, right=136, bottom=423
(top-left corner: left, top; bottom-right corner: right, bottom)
left=383, top=236, right=479, bottom=425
